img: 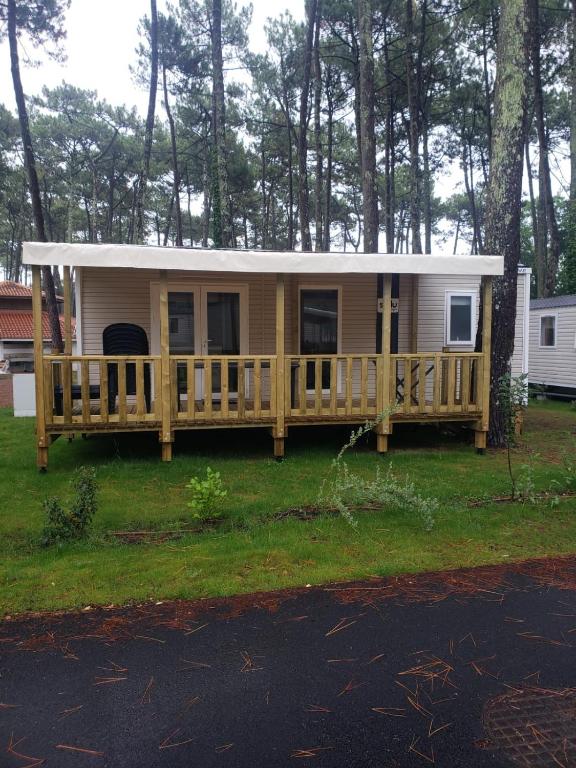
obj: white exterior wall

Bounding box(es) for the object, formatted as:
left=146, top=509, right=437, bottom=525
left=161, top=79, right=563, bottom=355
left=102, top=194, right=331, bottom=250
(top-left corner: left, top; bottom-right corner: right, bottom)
left=415, top=269, right=529, bottom=378
left=529, top=304, right=576, bottom=390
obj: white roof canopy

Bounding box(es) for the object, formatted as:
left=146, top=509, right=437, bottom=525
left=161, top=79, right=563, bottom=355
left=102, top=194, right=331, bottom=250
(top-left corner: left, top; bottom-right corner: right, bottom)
left=23, top=242, right=504, bottom=276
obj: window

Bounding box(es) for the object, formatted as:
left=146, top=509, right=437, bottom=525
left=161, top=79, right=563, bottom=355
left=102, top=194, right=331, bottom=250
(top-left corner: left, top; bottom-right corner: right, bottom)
left=168, top=292, right=195, bottom=353
left=446, top=292, right=475, bottom=345
left=300, top=288, right=339, bottom=389
left=540, top=315, right=556, bottom=347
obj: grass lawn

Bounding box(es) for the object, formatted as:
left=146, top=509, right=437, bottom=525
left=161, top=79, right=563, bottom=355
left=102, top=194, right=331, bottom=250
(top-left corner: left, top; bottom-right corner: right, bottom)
left=1, top=400, right=575, bottom=616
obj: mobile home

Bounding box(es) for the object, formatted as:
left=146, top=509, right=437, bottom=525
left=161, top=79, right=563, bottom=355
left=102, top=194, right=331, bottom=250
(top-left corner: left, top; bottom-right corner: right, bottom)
left=22, top=243, right=528, bottom=468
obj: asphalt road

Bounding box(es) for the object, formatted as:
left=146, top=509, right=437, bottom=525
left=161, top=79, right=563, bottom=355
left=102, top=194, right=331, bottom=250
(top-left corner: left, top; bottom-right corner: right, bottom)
left=2, top=557, right=576, bottom=767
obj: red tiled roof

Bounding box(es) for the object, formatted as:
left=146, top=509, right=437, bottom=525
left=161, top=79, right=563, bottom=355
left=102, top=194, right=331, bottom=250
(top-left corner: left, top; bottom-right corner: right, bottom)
left=0, top=310, right=75, bottom=341
left=0, top=280, right=64, bottom=301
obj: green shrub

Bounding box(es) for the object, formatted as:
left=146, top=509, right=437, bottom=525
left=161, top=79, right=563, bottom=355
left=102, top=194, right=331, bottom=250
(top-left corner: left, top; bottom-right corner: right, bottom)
left=41, top=466, right=97, bottom=546
left=318, top=410, right=437, bottom=531
left=185, top=467, right=227, bottom=520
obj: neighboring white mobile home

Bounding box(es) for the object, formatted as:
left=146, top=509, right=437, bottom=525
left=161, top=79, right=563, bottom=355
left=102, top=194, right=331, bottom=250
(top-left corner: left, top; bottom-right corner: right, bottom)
left=529, top=294, right=576, bottom=399
left=22, top=243, right=528, bottom=468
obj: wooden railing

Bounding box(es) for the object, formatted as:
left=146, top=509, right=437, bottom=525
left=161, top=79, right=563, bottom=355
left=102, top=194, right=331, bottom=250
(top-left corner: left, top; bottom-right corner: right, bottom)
left=390, top=353, right=483, bottom=415
left=42, top=351, right=484, bottom=431
left=170, top=356, right=276, bottom=422
left=285, top=355, right=381, bottom=419
left=43, top=355, right=161, bottom=427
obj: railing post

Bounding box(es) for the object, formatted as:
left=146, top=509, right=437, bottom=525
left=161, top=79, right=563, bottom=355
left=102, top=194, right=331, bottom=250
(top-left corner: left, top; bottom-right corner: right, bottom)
left=376, top=273, right=392, bottom=453
left=32, top=265, right=48, bottom=469
left=159, top=270, right=173, bottom=461
left=476, top=276, right=493, bottom=453
left=274, top=273, right=286, bottom=459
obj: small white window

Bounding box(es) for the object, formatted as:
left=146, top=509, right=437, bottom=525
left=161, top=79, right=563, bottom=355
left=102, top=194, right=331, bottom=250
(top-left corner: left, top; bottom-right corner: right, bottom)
left=540, top=315, right=556, bottom=347
left=446, top=292, right=475, bottom=345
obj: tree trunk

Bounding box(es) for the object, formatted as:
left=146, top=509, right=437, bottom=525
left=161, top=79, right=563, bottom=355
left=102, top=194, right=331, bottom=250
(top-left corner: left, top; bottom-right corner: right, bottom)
left=529, top=0, right=560, bottom=297
left=324, top=76, right=334, bottom=252
left=483, top=0, right=529, bottom=447
left=406, top=0, right=423, bottom=254
left=298, top=0, right=318, bottom=251
left=211, top=0, right=232, bottom=248
left=567, top=0, right=576, bottom=293
left=313, top=0, right=323, bottom=251
left=422, top=114, right=432, bottom=254
left=462, top=133, right=483, bottom=253
left=202, top=151, right=210, bottom=248
left=7, top=0, right=63, bottom=352
left=384, top=31, right=395, bottom=255
left=525, top=135, right=539, bottom=265
left=482, top=22, right=493, bottom=157
left=357, top=0, right=378, bottom=253
left=162, top=63, right=183, bottom=247
left=135, top=0, right=158, bottom=245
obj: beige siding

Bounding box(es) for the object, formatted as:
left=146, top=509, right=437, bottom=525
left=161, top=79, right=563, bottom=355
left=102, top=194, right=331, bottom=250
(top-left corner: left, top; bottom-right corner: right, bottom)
left=529, top=305, right=576, bottom=388
left=80, top=267, right=377, bottom=357
left=79, top=267, right=527, bottom=372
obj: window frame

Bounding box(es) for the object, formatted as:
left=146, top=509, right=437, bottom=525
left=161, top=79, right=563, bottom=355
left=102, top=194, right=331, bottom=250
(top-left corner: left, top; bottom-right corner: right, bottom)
left=538, top=313, right=558, bottom=349
left=444, top=290, right=477, bottom=346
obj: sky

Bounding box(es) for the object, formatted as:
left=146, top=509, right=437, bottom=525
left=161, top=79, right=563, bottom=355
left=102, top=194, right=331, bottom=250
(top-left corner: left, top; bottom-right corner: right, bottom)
left=0, top=0, right=304, bottom=114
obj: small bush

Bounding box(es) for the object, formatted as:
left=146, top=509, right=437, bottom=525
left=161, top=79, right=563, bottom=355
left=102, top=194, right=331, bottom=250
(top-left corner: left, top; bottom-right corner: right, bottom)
left=319, top=462, right=437, bottom=532
left=318, top=410, right=437, bottom=532
left=41, top=466, right=97, bottom=546
left=185, top=467, right=227, bottom=520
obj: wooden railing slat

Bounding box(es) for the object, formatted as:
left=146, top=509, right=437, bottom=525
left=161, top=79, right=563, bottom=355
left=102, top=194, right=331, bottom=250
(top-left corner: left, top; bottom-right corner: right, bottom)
left=404, top=359, right=412, bottom=414
left=81, top=360, right=91, bottom=423
left=345, top=357, right=353, bottom=415
left=100, top=360, right=109, bottom=423
left=254, top=359, right=261, bottom=418
left=315, top=358, right=322, bottom=415
left=62, top=359, right=72, bottom=423
left=462, top=357, right=471, bottom=412
left=237, top=360, right=245, bottom=418
left=136, top=359, right=146, bottom=418
left=418, top=357, right=426, bottom=413
left=118, top=360, right=127, bottom=423
left=299, top=359, right=307, bottom=415
left=186, top=359, right=195, bottom=418
left=204, top=361, right=213, bottom=418
left=330, top=357, right=338, bottom=414
left=44, top=361, right=53, bottom=425
left=269, top=357, right=277, bottom=418
left=433, top=354, right=442, bottom=413
left=221, top=360, right=229, bottom=418
left=360, top=357, right=368, bottom=414
left=152, top=360, right=161, bottom=420
left=447, top=357, right=457, bottom=409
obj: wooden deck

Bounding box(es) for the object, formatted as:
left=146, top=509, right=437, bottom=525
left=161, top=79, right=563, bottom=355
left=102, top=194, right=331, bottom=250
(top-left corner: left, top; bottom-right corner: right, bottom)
left=31, top=267, right=493, bottom=467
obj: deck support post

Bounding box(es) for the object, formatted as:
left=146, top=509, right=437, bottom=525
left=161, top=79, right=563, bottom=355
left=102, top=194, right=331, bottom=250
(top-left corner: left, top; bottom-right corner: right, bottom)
left=375, top=273, right=393, bottom=453
left=159, top=270, right=173, bottom=461
left=32, top=265, right=48, bottom=469
left=274, top=273, right=286, bottom=459
left=475, top=276, right=493, bottom=454
left=63, top=265, right=73, bottom=355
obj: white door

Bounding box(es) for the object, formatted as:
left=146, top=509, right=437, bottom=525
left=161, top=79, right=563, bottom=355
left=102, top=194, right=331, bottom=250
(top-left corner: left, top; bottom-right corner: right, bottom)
left=153, top=284, right=247, bottom=401
left=200, top=288, right=243, bottom=397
